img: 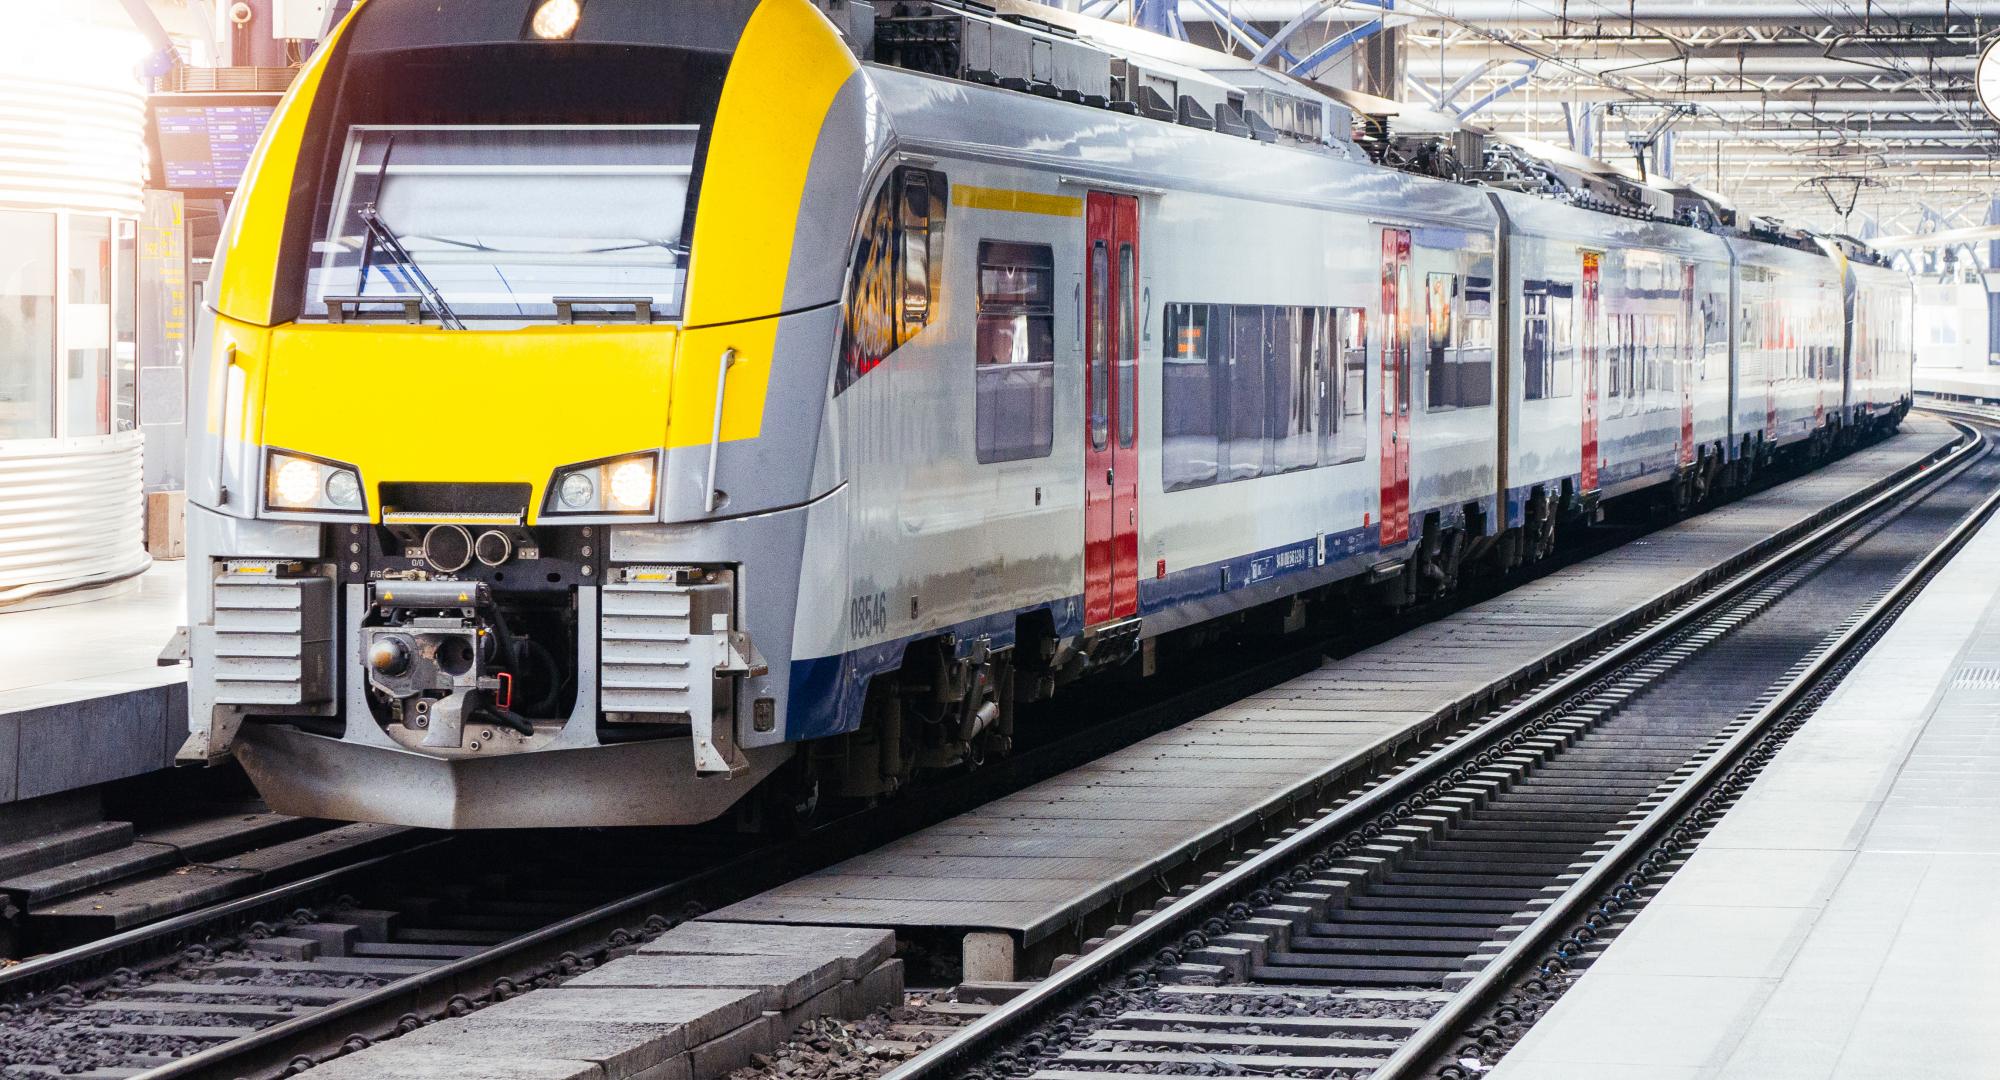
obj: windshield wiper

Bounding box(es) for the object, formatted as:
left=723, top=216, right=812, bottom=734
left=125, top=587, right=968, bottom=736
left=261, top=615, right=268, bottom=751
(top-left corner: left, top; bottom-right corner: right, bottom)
left=356, top=204, right=465, bottom=330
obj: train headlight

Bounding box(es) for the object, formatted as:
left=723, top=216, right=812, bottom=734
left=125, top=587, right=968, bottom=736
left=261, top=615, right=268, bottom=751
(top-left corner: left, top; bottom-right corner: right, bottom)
left=265, top=451, right=366, bottom=514
left=558, top=472, right=596, bottom=510
left=544, top=452, right=658, bottom=517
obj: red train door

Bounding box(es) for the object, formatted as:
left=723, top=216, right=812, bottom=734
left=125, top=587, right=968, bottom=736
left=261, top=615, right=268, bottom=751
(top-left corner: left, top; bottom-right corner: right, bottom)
left=1580, top=251, right=1602, bottom=493
left=1084, top=192, right=1140, bottom=626
left=1379, top=229, right=1412, bottom=547
left=1680, top=263, right=1696, bottom=466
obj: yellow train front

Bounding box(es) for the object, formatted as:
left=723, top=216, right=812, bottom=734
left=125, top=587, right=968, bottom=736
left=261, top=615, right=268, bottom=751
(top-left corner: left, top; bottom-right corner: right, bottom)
left=182, top=0, right=872, bottom=827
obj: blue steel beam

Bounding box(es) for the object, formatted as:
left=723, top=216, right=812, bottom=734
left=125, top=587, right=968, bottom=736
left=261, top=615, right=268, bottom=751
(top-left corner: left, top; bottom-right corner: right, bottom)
left=1182, top=0, right=1299, bottom=64
left=1288, top=13, right=1390, bottom=80
left=1132, top=0, right=1187, bottom=39
left=1454, top=60, right=1537, bottom=118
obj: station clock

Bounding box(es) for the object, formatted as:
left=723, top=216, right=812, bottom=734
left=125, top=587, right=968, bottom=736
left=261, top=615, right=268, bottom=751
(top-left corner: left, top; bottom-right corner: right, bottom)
left=1981, top=39, right=2000, bottom=123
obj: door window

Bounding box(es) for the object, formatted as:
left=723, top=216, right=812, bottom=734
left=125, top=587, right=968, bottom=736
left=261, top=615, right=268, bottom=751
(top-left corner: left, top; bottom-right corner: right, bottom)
left=1116, top=242, right=1136, bottom=448
left=1088, top=240, right=1109, bottom=452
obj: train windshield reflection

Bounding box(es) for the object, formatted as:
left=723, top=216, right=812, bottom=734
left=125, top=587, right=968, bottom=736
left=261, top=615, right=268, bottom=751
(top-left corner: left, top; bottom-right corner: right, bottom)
left=306, top=125, right=698, bottom=322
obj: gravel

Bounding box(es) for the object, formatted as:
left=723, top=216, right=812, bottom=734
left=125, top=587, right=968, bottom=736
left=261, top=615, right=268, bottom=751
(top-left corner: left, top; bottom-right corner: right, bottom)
left=726, top=993, right=972, bottom=1080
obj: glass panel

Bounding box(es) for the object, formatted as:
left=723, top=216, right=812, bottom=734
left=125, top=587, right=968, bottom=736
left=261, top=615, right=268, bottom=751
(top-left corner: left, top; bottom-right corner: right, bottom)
left=67, top=215, right=113, bottom=437
left=1523, top=296, right=1548, bottom=402
left=899, top=170, right=932, bottom=328
left=1116, top=243, right=1136, bottom=448
left=1089, top=241, right=1108, bottom=452
left=1551, top=291, right=1575, bottom=397
left=1339, top=307, right=1367, bottom=420
left=309, top=126, right=700, bottom=321
left=0, top=210, right=56, bottom=439
left=1162, top=303, right=1218, bottom=490
left=975, top=241, right=1055, bottom=463
left=1227, top=305, right=1268, bottom=480
left=1313, top=308, right=1337, bottom=462
left=840, top=181, right=898, bottom=391
left=1459, top=277, right=1493, bottom=408
left=1271, top=306, right=1315, bottom=472
left=114, top=219, right=137, bottom=431
left=1426, top=273, right=1456, bottom=410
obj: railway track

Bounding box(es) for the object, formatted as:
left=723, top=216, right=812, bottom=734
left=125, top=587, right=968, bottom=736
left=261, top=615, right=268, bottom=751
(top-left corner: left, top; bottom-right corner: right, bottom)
left=886, top=412, right=2000, bottom=1080
left=0, top=425, right=1943, bottom=1080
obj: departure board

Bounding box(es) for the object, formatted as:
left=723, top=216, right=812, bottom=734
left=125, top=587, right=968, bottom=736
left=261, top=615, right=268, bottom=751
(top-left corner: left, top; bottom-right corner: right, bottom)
left=148, top=95, right=281, bottom=195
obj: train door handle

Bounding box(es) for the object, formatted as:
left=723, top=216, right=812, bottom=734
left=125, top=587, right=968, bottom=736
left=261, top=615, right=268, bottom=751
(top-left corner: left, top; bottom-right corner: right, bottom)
left=1106, top=468, right=1114, bottom=486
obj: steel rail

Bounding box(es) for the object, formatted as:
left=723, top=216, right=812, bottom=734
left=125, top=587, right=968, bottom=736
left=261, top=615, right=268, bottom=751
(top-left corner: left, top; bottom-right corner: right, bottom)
left=125, top=602, right=1349, bottom=1079
left=882, top=417, right=1980, bottom=1080
left=135, top=845, right=784, bottom=1080
left=1374, top=416, right=2000, bottom=1077
left=0, top=835, right=449, bottom=999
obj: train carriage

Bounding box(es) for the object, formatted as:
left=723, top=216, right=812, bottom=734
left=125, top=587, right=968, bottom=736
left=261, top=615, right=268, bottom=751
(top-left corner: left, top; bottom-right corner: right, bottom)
left=178, top=0, right=1912, bottom=830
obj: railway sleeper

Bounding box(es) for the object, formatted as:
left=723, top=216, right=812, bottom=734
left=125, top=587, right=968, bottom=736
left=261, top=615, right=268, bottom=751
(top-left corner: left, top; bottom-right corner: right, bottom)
left=1082, top=1029, right=1398, bottom=1055
left=1108, top=1011, right=1425, bottom=1036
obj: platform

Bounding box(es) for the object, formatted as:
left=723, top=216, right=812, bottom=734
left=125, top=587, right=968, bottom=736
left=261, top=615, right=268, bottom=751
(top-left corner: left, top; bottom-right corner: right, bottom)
left=1916, top=368, right=2000, bottom=403
left=0, top=562, right=187, bottom=807
left=709, top=418, right=1961, bottom=965
left=1487, top=454, right=2000, bottom=1080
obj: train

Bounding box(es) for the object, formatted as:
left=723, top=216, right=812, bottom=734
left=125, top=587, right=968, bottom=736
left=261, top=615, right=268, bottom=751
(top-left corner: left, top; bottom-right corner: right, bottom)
left=178, top=0, right=1914, bottom=829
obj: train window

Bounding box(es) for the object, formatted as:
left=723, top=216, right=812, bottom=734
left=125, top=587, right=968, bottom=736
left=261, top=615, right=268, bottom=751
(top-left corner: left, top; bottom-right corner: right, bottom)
left=1523, top=294, right=1548, bottom=400
left=1425, top=273, right=1455, bottom=410
left=1332, top=307, right=1368, bottom=464
left=1605, top=314, right=1621, bottom=399
left=838, top=165, right=949, bottom=393
left=1272, top=307, right=1316, bottom=473
left=1226, top=305, right=1269, bottom=480
left=1117, top=244, right=1137, bottom=449
left=1457, top=278, right=1494, bottom=408
left=1310, top=310, right=1336, bottom=463
left=973, top=241, right=1056, bottom=464
left=1089, top=241, right=1109, bottom=452
left=1551, top=290, right=1575, bottom=397
left=307, top=125, right=700, bottom=324
left=1163, top=303, right=1219, bottom=490
left=1161, top=301, right=1373, bottom=493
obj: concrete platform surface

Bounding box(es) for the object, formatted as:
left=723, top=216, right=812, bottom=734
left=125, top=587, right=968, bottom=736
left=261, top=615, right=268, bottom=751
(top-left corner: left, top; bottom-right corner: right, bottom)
left=1490, top=466, right=2000, bottom=1080
left=302, top=920, right=904, bottom=1080
left=709, top=419, right=1960, bottom=956
left=0, top=561, right=187, bottom=806
left=1917, top=368, right=2000, bottom=403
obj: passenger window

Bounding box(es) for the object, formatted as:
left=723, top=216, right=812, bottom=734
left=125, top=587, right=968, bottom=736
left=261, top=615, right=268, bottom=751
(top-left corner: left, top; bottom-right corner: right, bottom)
left=1550, top=288, right=1575, bottom=398
left=838, top=166, right=947, bottom=393
left=1332, top=306, right=1368, bottom=464
left=1338, top=307, right=1367, bottom=420
left=1163, top=303, right=1219, bottom=490
left=1117, top=243, right=1137, bottom=449
left=1088, top=241, right=1109, bottom=452
left=1159, top=300, right=1371, bottom=492
left=1425, top=273, right=1455, bottom=410
left=1458, top=277, right=1493, bottom=408
left=1226, top=305, right=1268, bottom=480
left=973, top=241, right=1056, bottom=464
left=1271, top=306, right=1315, bottom=473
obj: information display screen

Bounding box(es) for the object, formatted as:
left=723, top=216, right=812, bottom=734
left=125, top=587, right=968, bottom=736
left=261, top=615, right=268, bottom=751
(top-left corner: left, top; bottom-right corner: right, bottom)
left=147, top=94, right=282, bottom=196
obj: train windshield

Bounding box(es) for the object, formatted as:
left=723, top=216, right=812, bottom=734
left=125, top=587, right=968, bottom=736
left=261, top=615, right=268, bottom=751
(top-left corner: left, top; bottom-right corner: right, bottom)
left=306, top=125, right=698, bottom=323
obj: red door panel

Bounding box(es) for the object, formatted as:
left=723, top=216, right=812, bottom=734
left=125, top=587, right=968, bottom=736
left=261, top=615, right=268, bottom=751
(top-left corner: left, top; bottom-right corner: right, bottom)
left=1680, top=263, right=1696, bottom=466
left=1379, top=229, right=1412, bottom=547
left=1110, top=197, right=1140, bottom=620
left=1084, top=192, right=1140, bottom=626
left=1581, top=251, right=1601, bottom=493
